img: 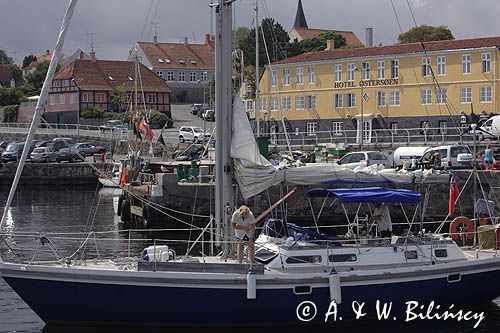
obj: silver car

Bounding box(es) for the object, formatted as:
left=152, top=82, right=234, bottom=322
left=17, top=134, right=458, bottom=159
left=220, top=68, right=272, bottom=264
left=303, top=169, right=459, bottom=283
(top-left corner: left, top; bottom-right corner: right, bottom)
left=337, top=151, right=391, bottom=169
left=30, top=147, right=57, bottom=163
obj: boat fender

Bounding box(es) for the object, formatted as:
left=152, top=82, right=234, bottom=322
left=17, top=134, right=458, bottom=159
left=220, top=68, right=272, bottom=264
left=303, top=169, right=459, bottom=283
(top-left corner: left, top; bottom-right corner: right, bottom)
left=117, top=194, right=124, bottom=216
left=143, top=205, right=158, bottom=229
left=121, top=199, right=131, bottom=223
left=449, top=216, right=474, bottom=240
left=247, top=271, right=257, bottom=300
left=329, top=271, right=342, bottom=304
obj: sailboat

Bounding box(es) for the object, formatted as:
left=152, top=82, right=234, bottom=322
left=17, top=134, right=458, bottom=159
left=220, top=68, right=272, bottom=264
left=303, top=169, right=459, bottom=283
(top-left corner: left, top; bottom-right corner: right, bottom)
left=1, top=0, right=500, bottom=328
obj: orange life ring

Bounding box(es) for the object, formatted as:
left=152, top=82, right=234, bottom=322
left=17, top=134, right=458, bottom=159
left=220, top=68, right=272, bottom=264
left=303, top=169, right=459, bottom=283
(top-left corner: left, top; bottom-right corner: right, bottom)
left=449, top=216, right=474, bottom=240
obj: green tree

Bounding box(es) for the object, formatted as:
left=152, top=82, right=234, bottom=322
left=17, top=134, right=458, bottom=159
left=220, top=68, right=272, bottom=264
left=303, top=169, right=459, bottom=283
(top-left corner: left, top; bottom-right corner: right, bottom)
left=398, top=25, right=454, bottom=43
left=22, top=55, right=37, bottom=69
left=298, top=31, right=346, bottom=54
left=234, top=26, right=250, bottom=49
left=109, top=83, right=128, bottom=112
left=243, top=65, right=256, bottom=99
left=0, top=49, right=13, bottom=65
left=4, top=64, right=23, bottom=86
left=0, top=87, right=24, bottom=106
left=23, top=61, right=60, bottom=94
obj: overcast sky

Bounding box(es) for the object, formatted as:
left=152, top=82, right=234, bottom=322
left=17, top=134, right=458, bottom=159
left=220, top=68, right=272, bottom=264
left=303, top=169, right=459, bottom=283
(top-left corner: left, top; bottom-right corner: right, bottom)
left=1, top=0, right=500, bottom=65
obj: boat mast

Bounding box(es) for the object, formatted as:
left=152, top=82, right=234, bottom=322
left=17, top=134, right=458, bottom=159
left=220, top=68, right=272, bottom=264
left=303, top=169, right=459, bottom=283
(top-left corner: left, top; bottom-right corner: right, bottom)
left=0, top=0, right=78, bottom=230
left=214, top=0, right=235, bottom=249
left=255, top=0, right=260, bottom=137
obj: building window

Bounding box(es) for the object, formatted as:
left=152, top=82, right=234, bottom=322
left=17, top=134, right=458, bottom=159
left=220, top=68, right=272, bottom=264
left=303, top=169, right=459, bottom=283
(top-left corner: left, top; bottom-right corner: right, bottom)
left=283, top=68, right=290, bottom=85
left=390, top=91, right=400, bottom=106
left=49, top=95, right=56, bottom=105
left=461, top=87, right=472, bottom=104
left=190, top=72, right=197, bottom=82
left=270, top=96, right=279, bottom=111
left=421, top=89, right=432, bottom=105
left=167, top=71, right=174, bottom=81
left=347, top=63, right=355, bottom=81
left=96, top=93, right=106, bottom=103
left=148, top=94, right=157, bottom=104
left=377, top=61, right=385, bottom=79
left=271, top=69, right=278, bottom=86
left=480, top=86, right=493, bottom=102
left=436, top=88, right=447, bottom=104
left=334, top=93, right=343, bottom=108
left=390, top=122, right=399, bottom=134
left=63, top=80, right=70, bottom=87
left=437, top=56, right=446, bottom=76
left=308, top=66, right=315, bottom=84
left=258, top=97, right=267, bottom=111
left=53, top=80, right=61, bottom=87
left=439, top=121, right=447, bottom=134
left=295, top=96, right=305, bottom=110
left=334, top=64, right=342, bottom=82
left=332, top=122, right=344, bottom=136
left=156, top=71, right=163, bottom=78
left=246, top=100, right=254, bottom=112
left=376, top=91, right=386, bottom=107
left=82, top=92, right=92, bottom=103
left=362, top=62, right=370, bottom=80
left=307, top=122, right=317, bottom=136
left=482, top=53, right=491, bottom=73
left=462, top=54, right=471, bottom=74
left=69, top=93, right=75, bottom=104
left=347, top=93, right=356, bottom=108
left=282, top=96, right=291, bottom=110
left=422, top=58, right=431, bottom=77
left=390, top=60, right=399, bottom=79
left=179, top=72, right=185, bottom=82
left=296, top=67, right=303, bottom=85
left=307, top=95, right=316, bottom=109
left=59, top=94, right=65, bottom=104
left=201, top=72, right=207, bottom=81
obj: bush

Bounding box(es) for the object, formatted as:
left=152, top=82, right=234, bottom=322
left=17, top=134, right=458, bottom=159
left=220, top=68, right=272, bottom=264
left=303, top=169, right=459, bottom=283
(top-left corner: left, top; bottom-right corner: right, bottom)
left=149, top=110, right=170, bottom=129
left=81, top=107, right=105, bottom=119
left=3, top=105, right=18, bottom=122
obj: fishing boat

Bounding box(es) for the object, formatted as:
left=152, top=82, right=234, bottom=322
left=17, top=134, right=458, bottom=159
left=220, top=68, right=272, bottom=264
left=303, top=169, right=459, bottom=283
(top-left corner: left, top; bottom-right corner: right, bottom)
left=97, top=162, right=122, bottom=188
left=1, top=0, right=500, bottom=328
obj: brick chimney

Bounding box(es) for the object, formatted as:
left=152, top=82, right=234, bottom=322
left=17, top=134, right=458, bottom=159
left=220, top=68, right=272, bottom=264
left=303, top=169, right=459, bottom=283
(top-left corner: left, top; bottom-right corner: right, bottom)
left=325, top=39, right=335, bottom=51
left=46, top=49, right=50, bottom=55
left=205, top=33, right=213, bottom=49
left=79, top=51, right=84, bottom=60
left=90, top=51, right=96, bottom=63
left=184, top=37, right=188, bottom=45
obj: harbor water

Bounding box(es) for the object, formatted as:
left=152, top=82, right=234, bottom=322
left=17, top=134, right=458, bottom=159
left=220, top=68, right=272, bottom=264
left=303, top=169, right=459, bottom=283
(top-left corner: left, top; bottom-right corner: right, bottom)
left=0, top=185, right=499, bottom=333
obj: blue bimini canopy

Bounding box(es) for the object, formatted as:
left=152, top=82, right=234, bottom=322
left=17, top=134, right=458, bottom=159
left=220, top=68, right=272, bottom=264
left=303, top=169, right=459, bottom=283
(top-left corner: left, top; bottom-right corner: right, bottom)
left=306, top=187, right=421, bottom=204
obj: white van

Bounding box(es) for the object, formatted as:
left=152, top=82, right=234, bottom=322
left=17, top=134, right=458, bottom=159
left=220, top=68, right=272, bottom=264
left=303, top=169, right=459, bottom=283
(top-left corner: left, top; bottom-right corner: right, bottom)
left=479, top=115, right=500, bottom=140
left=392, top=146, right=430, bottom=168
left=419, top=145, right=472, bottom=169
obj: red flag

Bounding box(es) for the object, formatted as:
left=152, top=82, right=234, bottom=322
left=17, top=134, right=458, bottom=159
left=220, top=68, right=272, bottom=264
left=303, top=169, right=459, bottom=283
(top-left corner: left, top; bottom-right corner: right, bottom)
left=119, top=163, right=127, bottom=188
left=448, top=176, right=460, bottom=215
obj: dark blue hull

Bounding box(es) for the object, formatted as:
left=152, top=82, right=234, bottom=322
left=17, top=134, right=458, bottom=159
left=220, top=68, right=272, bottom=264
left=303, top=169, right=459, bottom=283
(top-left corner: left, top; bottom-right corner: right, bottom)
left=2, top=265, right=500, bottom=327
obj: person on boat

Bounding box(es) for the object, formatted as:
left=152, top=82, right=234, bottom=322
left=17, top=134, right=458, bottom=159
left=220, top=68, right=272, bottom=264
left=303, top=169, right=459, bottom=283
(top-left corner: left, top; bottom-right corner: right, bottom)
left=232, top=205, right=256, bottom=264
left=410, top=155, right=418, bottom=170
left=369, top=202, right=392, bottom=238
left=484, top=144, right=494, bottom=170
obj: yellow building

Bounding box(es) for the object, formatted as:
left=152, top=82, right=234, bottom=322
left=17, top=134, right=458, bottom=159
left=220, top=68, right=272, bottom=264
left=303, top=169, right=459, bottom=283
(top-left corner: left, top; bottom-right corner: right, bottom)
left=257, top=37, right=500, bottom=144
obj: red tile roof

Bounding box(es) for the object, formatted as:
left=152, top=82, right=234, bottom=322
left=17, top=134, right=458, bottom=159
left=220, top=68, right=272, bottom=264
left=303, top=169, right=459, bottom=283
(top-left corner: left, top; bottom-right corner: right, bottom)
left=292, top=27, right=363, bottom=47
left=55, top=59, right=170, bottom=93
left=277, top=36, right=500, bottom=65
left=138, top=41, right=214, bottom=70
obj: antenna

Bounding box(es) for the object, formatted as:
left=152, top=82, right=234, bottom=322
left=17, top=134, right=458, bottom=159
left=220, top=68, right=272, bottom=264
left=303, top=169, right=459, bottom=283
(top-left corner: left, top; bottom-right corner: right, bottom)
left=151, top=21, right=159, bottom=41
left=86, top=32, right=97, bottom=53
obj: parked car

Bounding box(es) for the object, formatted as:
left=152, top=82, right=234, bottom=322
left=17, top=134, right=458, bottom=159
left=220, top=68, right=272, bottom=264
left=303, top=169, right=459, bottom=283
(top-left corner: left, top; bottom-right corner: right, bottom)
left=202, top=109, right=215, bottom=121
left=30, top=147, right=57, bottom=163
left=1, top=142, right=33, bottom=163
left=0, top=141, right=11, bottom=154
left=72, top=142, right=106, bottom=156
left=419, top=145, right=472, bottom=169
left=178, top=126, right=211, bottom=143
left=56, top=147, right=85, bottom=163
left=35, top=140, right=53, bottom=148
left=191, top=103, right=205, bottom=115
left=337, top=151, right=391, bottom=169
left=99, top=120, right=128, bottom=133
left=51, top=138, right=75, bottom=151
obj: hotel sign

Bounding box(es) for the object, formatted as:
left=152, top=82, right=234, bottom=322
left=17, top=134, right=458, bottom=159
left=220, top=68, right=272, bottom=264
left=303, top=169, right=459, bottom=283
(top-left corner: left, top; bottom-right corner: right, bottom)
left=334, top=79, right=399, bottom=89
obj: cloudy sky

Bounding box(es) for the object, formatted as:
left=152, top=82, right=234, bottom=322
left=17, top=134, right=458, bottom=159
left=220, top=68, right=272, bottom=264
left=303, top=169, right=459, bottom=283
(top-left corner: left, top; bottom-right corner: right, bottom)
left=1, top=0, right=500, bottom=64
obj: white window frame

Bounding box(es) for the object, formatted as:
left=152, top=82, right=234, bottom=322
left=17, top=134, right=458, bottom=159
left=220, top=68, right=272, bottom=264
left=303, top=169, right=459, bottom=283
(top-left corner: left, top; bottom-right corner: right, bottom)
left=462, top=54, right=471, bottom=74
left=460, top=87, right=472, bottom=104
left=282, top=96, right=291, bottom=110
left=436, top=88, right=447, bottom=104
left=334, top=64, right=342, bottom=82
left=166, top=71, right=175, bottom=81
left=334, top=93, right=343, bottom=108
left=376, top=91, right=386, bottom=107
left=347, top=93, right=356, bottom=108
left=270, top=96, right=279, bottom=111
left=295, top=96, right=305, bottom=110
left=271, top=69, right=278, bottom=86
left=200, top=72, right=208, bottom=81
left=49, top=95, right=56, bottom=105
left=190, top=72, right=197, bottom=82
left=390, top=122, right=399, bottom=135
left=389, top=91, right=400, bottom=106
left=283, top=68, right=290, bottom=86
left=148, top=94, right=157, bottom=104
left=421, top=89, right=432, bottom=105
left=480, top=86, right=493, bottom=103
left=156, top=71, right=163, bottom=78
left=437, top=56, right=446, bottom=76
left=390, top=60, right=399, bottom=79
left=59, top=94, right=65, bottom=105
left=362, top=62, right=370, bottom=80
left=69, top=93, right=75, bottom=104
left=308, top=66, right=315, bottom=84
left=179, top=72, right=185, bottom=82
left=296, top=67, right=304, bottom=85
left=332, top=122, right=344, bottom=136
left=377, top=61, right=385, bottom=79
left=53, top=80, right=61, bottom=87
left=422, top=58, right=431, bottom=77
left=482, top=53, right=491, bottom=73
left=307, top=95, right=316, bottom=109
left=82, top=92, right=92, bottom=103
left=347, top=63, right=355, bottom=82
left=259, top=97, right=267, bottom=111
left=306, top=122, right=317, bottom=136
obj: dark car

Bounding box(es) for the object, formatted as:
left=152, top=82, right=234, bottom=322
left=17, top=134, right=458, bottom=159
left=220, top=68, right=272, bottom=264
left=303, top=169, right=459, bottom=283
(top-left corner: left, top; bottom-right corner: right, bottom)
left=73, top=142, right=106, bottom=156
left=0, top=141, right=11, bottom=154
left=56, top=147, right=85, bottom=163
left=51, top=138, right=74, bottom=151
left=1, top=142, right=34, bottom=163
left=202, top=109, right=215, bottom=121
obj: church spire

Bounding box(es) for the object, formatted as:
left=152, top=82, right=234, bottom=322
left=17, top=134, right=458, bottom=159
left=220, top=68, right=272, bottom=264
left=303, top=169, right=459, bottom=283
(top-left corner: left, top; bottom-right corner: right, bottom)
left=293, top=0, right=308, bottom=28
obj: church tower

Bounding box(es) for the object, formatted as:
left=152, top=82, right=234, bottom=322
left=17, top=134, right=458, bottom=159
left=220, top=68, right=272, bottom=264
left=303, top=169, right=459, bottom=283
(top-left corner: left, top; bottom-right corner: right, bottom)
left=293, top=0, right=308, bottom=28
